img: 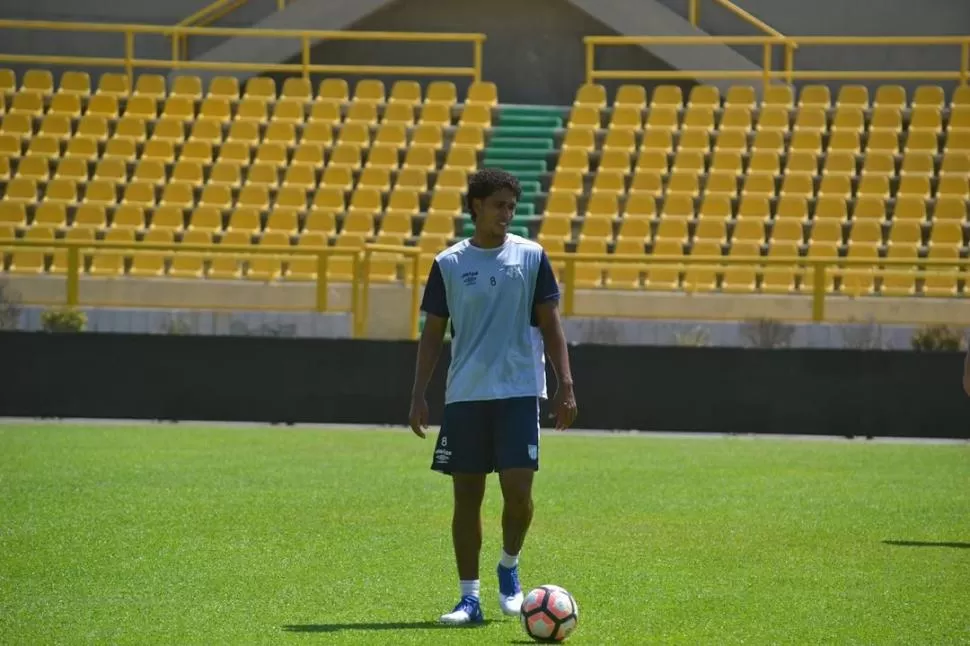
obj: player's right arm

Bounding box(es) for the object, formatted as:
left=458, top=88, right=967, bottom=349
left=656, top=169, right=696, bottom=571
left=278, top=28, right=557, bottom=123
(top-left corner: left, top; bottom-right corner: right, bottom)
left=409, top=260, right=450, bottom=438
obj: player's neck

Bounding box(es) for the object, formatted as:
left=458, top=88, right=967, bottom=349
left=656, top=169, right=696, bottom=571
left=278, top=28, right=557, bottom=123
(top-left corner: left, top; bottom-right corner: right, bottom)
left=470, top=232, right=507, bottom=249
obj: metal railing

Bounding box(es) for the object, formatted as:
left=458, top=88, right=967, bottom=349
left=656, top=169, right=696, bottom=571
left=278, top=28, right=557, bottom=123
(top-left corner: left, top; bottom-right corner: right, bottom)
left=546, top=252, right=968, bottom=324
left=175, top=0, right=289, bottom=61
left=687, top=0, right=787, bottom=40
left=585, top=35, right=970, bottom=91
left=0, top=20, right=486, bottom=85
left=0, top=238, right=422, bottom=339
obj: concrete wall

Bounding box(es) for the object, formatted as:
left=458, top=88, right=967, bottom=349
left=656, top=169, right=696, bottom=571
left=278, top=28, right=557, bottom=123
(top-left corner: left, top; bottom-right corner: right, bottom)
left=657, top=0, right=970, bottom=96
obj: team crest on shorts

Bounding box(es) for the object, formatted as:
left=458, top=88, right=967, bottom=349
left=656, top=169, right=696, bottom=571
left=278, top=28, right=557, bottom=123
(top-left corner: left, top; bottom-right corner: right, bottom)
left=528, top=444, right=538, bottom=460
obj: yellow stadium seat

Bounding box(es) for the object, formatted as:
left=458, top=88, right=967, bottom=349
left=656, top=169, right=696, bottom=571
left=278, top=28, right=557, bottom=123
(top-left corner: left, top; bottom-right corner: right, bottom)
left=0, top=202, right=26, bottom=228
left=836, top=85, right=869, bottom=109
left=161, top=97, right=195, bottom=123
left=170, top=160, right=204, bottom=188
left=198, top=185, right=233, bottom=211
left=682, top=106, right=715, bottom=132
left=426, top=81, right=457, bottom=107
left=783, top=151, right=817, bottom=177
left=950, top=107, right=970, bottom=132
left=345, top=102, right=379, bottom=126
left=187, top=209, right=223, bottom=234
left=644, top=239, right=682, bottom=291
left=648, top=85, right=681, bottom=108
left=732, top=218, right=765, bottom=245
left=686, top=85, right=718, bottom=108
left=606, top=238, right=646, bottom=289
left=279, top=165, right=315, bottom=192
left=847, top=219, right=882, bottom=249
left=32, top=202, right=67, bottom=230
left=111, top=204, right=146, bottom=231
left=818, top=175, right=852, bottom=199
left=443, top=145, right=476, bottom=172
left=933, top=197, right=968, bottom=222
left=93, top=73, right=127, bottom=98
left=928, top=221, right=964, bottom=249
left=798, top=85, right=830, bottom=109
left=326, top=143, right=361, bottom=169
left=43, top=178, right=78, bottom=205
left=951, top=86, right=970, bottom=108
left=831, top=107, right=865, bottom=133
left=897, top=176, right=931, bottom=199
left=341, top=209, right=375, bottom=236
left=235, top=98, right=268, bottom=124
left=353, top=80, right=385, bottom=105
left=298, top=123, right=331, bottom=148
left=321, top=166, right=354, bottom=191
left=0, top=134, right=20, bottom=159
left=645, top=107, right=678, bottom=131
left=860, top=151, right=895, bottom=178
left=814, top=196, right=848, bottom=222
left=556, top=149, right=588, bottom=173
left=922, top=246, right=961, bottom=297
left=314, top=78, right=346, bottom=103
left=55, top=70, right=90, bottom=97
left=721, top=242, right=761, bottom=293
left=185, top=120, right=221, bottom=145
left=892, top=196, right=927, bottom=222
left=9, top=92, right=44, bottom=117
left=751, top=130, right=785, bottom=153
left=904, top=130, right=938, bottom=153
left=73, top=114, right=108, bottom=141
left=580, top=217, right=613, bottom=241
left=840, top=244, right=879, bottom=296
left=614, top=85, right=646, bottom=110
left=852, top=196, right=887, bottom=222
left=760, top=242, right=800, bottom=294
left=123, top=95, right=157, bottom=121
left=25, top=135, right=61, bottom=160
left=777, top=174, right=812, bottom=199
left=719, top=106, right=752, bottom=133
left=869, top=107, right=902, bottom=134
left=304, top=209, right=337, bottom=235
left=672, top=150, right=705, bottom=174
left=159, top=183, right=195, bottom=209
left=275, top=187, right=308, bottom=212
left=264, top=122, right=297, bottom=146
left=150, top=206, right=185, bottom=232
left=225, top=207, right=262, bottom=235
left=667, top=172, right=700, bottom=197
left=132, top=159, right=167, bottom=186
left=655, top=217, right=689, bottom=244
left=308, top=101, right=341, bottom=126
left=608, top=106, right=641, bottom=132
left=940, top=151, right=970, bottom=177
left=789, top=131, right=823, bottom=154
left=678, top=129, right=710, bottom=152
left=683, top=240, right=721, bottom=293
left=236, top=185, right=270, bottom=211
left=16, top=155, right=50, bottom=182
left=704, top=172, right=737, bottom=197
left=809, top=220, right=842, bottom=246
left=572, top=238, right=606, bottom=288
left=937, top=175, right=969, bottom=199
left=207, top=230, right=251, bottom=280
left=285, top=143, right=322, bottom=171
left=459, top=105, right=492, bottom=128
left=706, top=149, right=740, bottom=176
left=48, top=94, right=81, bottom=118
left=246, top=162, right=280, bottom=188
left=737, top=195, right=771, bottom=221
left=62, top=136, right=98, bottom=162
left=207, top=162, right=241, bottom=188
left=549, top=172, right=583, bottom=198
left=538, top=217, right=572, bottom=243
left=617, top=216, right=651, bottom=240
left=435, top=168, right=467, bottom=193
left=775, top=196, right=808, bottom=223
left=600, top=130, right=634, bottom=154
left=89, top=228, right=135, bottom=277
left=900, top=152, right=935, bottom=177
left=879, top=245, right=918, bottom=296
left=544, top=193, right=577, bottom=219
left=166, top=230, right=209, bottom=279
left=84, top=180, right=120, bottom=208
left=350, top=188, right=383, bottom=214
left=466, top=82, right=498, bottom=107
left=591, top=170, right=626, bottom=197
left=887, top=220, right=922, bottom=251
left=417, top=103, right=451, bottom=128
left=756, top=106, right=790, bottom=133
left=693, top=216, right=725, bottom=243
left=9, top=225, right=53, bottom=274
left=428, top=190, right=463, bottom=218
left=585, top=193, right=619, bottom=219
left=793, top=107, right=826, bottom=134
left=421, top=212, right=454, bottom=238
left=129, top=229, right=172, bottom=277
left=873, top=85, right=906, bottom=108
left=561, top=128, right=595, bottom=152
left=769, top=218, right=803, bottom=245
left=282, top=232, right=325, bottom=281
left=0, top=69, right=15, bottom=96
left=361, top=144, right=397, bottom=170
left=411, top=124, right=443, bottom=151
left=386, top=189, right=421, bottom=217
left=725, top=85, right=756, bottom=108
left=602, top=150, right=634, bottom=174
left=141, top=140, right=176, bottom=163
left=624, top=192, right=657, bottom=219
left=747, top=150, right=779, bottom=177
left=378, top=103, right=412, bottom=127
left=574, top=83, right=607, bottom=108
left=1, top=114, right=34, bottom=140
left=379, top=210, right=413, bottom=237
left=944, top=131, right=970, bottom=152
left=73, top=204, right=106, bottom=229
left=910, top=106, right=942, bottom=133
left=246, top=231, right=290, bottom=282
left=244, top=77, right=277, bottom=103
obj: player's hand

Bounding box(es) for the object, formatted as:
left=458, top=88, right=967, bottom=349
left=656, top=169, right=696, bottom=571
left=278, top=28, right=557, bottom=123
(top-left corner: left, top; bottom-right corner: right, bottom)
left=550, top=382, right=577, bottom=431
left=408, top=395, right=429, bottom=439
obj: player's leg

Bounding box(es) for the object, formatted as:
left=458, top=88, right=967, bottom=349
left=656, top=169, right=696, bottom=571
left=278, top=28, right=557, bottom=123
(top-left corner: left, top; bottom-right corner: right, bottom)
left=432, top=400, right=494, bottom=625
left=494, top=396, right=541, bottom=616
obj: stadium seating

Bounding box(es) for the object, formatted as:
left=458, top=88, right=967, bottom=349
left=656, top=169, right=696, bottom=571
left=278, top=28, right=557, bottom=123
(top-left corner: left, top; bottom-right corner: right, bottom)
left=0, top=68, right=967, bottom=296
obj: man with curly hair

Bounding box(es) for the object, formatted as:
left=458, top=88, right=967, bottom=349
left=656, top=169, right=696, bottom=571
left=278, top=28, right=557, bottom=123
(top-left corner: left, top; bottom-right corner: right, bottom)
left=409, top=168, right=578, bottom=626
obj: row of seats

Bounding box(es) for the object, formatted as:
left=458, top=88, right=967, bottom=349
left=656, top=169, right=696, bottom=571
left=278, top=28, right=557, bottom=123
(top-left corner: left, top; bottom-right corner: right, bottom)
left=0, top=69, right=499, bottom=107
left=0, top=95, right=495, bottom=129
left=574, top=83, right=970, bottom=111
left=3, top=221, right=964, bottom=297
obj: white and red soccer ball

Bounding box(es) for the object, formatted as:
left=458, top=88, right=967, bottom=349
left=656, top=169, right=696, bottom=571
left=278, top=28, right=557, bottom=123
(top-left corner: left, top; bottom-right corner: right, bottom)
left=520, top=584, right=579, bottom=642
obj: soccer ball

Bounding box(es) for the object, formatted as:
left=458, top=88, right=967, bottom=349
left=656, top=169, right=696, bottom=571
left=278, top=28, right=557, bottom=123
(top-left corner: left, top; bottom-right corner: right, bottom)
left=520, top=584, right=579, bottom=642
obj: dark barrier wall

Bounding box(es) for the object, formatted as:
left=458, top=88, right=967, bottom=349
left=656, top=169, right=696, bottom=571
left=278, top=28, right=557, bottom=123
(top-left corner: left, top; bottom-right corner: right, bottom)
left=2, top=332, right=968, bottom=438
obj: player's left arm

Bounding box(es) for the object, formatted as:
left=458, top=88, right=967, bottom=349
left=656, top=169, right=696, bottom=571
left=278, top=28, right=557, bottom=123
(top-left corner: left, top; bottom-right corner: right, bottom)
left=533, top=251, right=577, bottom=430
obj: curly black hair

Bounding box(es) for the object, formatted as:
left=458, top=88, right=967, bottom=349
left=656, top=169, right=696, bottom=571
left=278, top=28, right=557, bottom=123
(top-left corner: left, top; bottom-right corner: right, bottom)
left=465, top=168, right=522, bottom=222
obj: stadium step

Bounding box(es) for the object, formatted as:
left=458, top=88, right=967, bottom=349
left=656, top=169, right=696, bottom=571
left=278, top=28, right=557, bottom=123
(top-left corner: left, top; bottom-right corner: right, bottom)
left=489, top=126, right=558, bottom=139
left=498, top=104, right=568, bottom=120
left=495, top=115, right=563, bottom=129
left=508, top=170, right=545, bottom=183
left=482, top=158, right=547, bottom=172
left=487, top=137, right=554, bottom=150
left=483, top=147, right=550, bottom=160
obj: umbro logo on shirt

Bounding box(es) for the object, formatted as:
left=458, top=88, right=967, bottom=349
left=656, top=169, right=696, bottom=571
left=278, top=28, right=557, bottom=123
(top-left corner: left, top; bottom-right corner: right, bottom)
left=461, top=271, right=479, bottom=286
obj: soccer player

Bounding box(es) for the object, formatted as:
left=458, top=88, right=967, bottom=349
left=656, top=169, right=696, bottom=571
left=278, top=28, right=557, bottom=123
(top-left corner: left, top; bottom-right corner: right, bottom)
left=408, top=168, right=578, bottom=626
left=963, top=347, right=970, bottom=397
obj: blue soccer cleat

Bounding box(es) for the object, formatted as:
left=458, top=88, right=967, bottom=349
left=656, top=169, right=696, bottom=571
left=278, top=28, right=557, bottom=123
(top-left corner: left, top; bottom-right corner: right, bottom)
left=439, top=595, right=485, bottom=625
left=497, top=563, right=524, bottom=616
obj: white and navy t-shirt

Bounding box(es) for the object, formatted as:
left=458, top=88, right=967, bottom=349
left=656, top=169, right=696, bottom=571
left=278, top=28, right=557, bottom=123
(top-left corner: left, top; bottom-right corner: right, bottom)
left=421, top=234, right=561, bottom=405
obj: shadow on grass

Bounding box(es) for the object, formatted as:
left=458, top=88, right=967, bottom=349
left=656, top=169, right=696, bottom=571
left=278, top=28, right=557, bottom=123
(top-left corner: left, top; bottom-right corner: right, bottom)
left=283, top=620, right=494, bottom=633
left=883, top=540, right=970, bottom=549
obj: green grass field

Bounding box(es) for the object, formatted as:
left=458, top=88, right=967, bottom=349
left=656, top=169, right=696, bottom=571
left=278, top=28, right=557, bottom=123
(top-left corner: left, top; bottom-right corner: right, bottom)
left=1, top=423, right=968, bottom=645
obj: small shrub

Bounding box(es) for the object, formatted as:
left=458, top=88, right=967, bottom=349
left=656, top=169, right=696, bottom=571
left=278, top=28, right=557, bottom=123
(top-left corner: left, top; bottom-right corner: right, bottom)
left=0, top=279, right=22, bottom=330
left=741, top=318, right=795, bottom=349
left=674, top=326, right=712, bottom=347
left=41, top=307, right=87, bottom=333
left=911, top=324, right=967, bottom=352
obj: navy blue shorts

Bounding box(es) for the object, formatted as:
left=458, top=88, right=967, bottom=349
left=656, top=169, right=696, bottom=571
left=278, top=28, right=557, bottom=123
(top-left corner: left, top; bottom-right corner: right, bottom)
left=431, top=396, right=541, bottom=475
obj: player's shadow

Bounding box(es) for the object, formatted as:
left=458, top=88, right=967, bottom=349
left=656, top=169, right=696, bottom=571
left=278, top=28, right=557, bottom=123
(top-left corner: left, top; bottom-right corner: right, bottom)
left=282, top=620, right=493, bottom=633
left=883, top=540, right=970, bottom=549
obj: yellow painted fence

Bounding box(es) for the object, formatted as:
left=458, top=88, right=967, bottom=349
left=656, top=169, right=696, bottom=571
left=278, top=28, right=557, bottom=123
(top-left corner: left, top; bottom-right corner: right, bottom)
left=2, top=238, right=967, bottom=337
left=0, top=20, right=486, bottom=85
left=585, top=35, right=970, bottom=91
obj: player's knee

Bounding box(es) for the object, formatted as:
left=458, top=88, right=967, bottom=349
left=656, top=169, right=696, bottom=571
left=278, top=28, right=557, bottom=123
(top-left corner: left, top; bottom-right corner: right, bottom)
left=452, top=474, right=487, bottom=509
left=499, top=474, right=534, bottom=512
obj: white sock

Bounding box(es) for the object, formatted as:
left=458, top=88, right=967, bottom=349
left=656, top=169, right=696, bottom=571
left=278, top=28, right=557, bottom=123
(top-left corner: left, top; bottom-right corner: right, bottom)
left=500, top=549, right=519, bottom=569
left=460, top=580, right=480, bottom=599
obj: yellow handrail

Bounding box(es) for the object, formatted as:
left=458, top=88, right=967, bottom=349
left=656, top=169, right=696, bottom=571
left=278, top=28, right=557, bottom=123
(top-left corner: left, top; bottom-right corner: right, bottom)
left=0, top=20, right=487, bottom=85
left=584, top=34, right=970, bottom=90
left=0, top=239, right=421, bottom=338
left=176, top=0, right=289, bottom=61
left=688, top=0, right=787, bottom=40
